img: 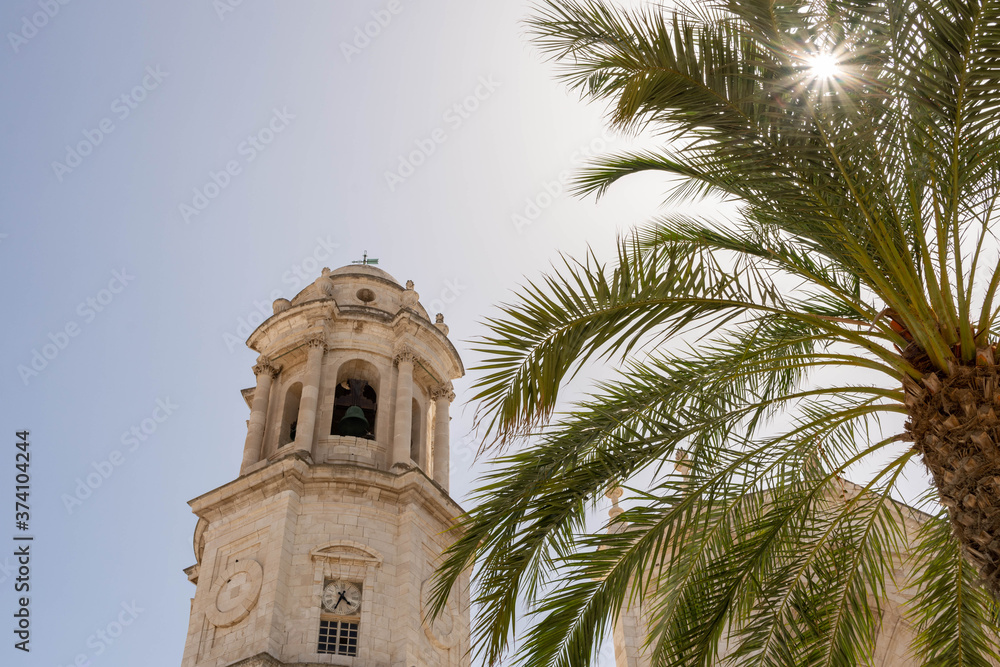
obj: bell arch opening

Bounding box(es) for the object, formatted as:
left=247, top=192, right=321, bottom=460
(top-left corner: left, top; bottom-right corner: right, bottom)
left=331, top=359, right=380, bottom=439
left=410, top=397, right=422, bottom=464
left=279, top=382, right=303, bottom=447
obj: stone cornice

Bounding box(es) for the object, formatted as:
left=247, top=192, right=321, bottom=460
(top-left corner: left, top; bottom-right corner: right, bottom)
left=247, top=297, right=463, bottom=381
left=188, top=456, right=464, bottom=529
left=246, top=300, right=337, bottom=354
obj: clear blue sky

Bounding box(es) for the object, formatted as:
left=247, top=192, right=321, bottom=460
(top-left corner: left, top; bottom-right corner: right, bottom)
left=0, top=2, right=671, bottom=665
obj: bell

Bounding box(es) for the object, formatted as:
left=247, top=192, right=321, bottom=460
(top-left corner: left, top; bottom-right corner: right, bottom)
left=338, top=405, right=369, bottom=437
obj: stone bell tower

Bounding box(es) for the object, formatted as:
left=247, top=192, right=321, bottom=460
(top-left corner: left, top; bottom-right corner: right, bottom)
left=179, top=265, right=470, bottom=667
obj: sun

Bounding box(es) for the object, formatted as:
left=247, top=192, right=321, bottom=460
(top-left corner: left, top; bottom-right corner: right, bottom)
left=807, top=52, right=841, bottom=80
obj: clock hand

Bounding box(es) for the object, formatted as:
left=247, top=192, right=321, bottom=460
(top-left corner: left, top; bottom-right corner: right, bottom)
left=335, top=591, right=348, bottom=608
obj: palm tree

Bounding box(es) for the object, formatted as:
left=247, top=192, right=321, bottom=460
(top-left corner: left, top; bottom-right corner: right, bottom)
left=432, top=0, right=1000, bottom=665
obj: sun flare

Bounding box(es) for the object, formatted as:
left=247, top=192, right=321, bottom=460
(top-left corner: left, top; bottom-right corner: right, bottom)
left=808, top=52, right=841, bottom=79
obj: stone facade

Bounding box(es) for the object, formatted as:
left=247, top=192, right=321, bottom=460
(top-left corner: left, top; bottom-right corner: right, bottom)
left=180, top=265, right=469, bottom=667
left=610, top=480, right=971, bottom=667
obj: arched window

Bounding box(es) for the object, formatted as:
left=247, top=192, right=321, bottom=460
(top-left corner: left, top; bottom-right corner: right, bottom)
left=410, top=397, right=422, bottom=465
left=332, top=380, right=378, bottom=438
left=279, top=382, right=302, bottom=447
left=331, top=359, right=380, bottom=439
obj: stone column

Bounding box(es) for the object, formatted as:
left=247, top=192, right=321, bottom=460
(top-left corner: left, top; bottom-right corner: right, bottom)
left=240, top=358, right=279, bottom=474
left=431, top=383, right=455, bottom=490
left=293, top=336, right=326, bottom=459
left=392, top=349, right=415, bottom=469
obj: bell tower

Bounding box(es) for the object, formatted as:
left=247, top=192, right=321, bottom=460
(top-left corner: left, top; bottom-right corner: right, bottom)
left=180, top=265, right=470, bottom=666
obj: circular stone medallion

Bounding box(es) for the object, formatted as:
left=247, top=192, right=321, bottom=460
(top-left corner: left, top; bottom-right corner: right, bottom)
left=205, top=559, right=264, bottom=628
left=421, top=578, right=458, bottom=649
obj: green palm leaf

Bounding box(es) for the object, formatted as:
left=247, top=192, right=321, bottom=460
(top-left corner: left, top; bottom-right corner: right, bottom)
left=433, top=0, right=1000, bottom=665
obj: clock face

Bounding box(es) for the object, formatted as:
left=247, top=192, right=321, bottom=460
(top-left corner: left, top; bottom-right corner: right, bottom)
left=322, top=581, right=362, bottom=616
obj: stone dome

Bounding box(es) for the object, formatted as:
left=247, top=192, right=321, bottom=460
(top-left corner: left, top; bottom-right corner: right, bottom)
left=287, top=264, right=428, bottom=319
left=328, top=264, right=400, bottom=285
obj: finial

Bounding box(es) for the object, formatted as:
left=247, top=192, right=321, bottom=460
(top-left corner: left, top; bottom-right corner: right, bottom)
left=434, top=312, right=449, bottom=335
left=351, top=250, right=379, bottom=266
left=675, top=449, right=691, bottom=474
left=402, top=280, right=419, bottom=308
left=606, top=486, right=624, bottom=519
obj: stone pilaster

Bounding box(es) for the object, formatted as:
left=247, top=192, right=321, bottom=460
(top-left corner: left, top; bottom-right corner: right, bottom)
left=293, top=337, right=326, bottom=459
left=392, top=348, right=416, bottom=469
left=241, top=358, right=279, bottom=474
left=431, top=383, right=455, bottom=490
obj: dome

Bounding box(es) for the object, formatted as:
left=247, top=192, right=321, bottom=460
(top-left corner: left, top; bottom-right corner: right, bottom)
left=287, top=264, right=425, bottom=318
left=328, top=264, right=400, bottom=285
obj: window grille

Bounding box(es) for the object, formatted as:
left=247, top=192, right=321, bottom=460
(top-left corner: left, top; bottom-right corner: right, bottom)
left=318, top=618, right=359, bottom=656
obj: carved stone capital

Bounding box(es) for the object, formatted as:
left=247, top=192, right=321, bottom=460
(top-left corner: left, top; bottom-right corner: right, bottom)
left=431, top=382, right=455, bottom=402
left=394, top=346, right=416, bottom=366
left=253, top=358, right=280, bottom=378
left=305, top=336, right=327, bottom=351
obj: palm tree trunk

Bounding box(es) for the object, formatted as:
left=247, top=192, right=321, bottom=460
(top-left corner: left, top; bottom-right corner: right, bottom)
left=905, top=345, right=1000, bottom=595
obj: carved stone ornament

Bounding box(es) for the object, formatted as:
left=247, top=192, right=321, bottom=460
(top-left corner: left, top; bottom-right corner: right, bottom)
left=607, top=486, right=625, bottom=520
left=253, top=358, right=280, bottom=378
left=314, top=272, right=335, bottom=297
left=421, top=577, right=459, bottom=650
left=431, top=383, right=456, bottom=402
left=204, top=558, right=264, bottom=628
left=394, top=347, right=416, bottom=365
left=306, top=336, right=327, bottom=350
left=272, top=298, right=291, bottom=315
left=193, top=518, right=208, bottom=565
left=402, top=280, right=419, bottom=307
left=434, top=313, right=450, bottom=336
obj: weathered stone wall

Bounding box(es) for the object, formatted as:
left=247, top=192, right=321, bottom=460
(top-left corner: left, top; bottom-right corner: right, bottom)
left=611, top=482, right=986, bottom=667
left=179, top=266, right=468, bottom=667
left=180, top=457, right=470, bottom=666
